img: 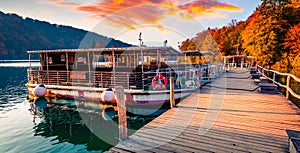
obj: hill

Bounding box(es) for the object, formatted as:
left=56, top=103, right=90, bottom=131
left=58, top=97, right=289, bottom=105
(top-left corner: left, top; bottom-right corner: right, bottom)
left=0, top=11, right=132, bottom=60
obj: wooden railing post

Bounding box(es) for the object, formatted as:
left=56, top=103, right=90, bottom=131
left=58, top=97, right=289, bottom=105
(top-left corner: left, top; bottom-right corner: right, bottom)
left=286, top=75, right=290, bottom=100
left=227, top=63, right=229, bottom=71
left=170, top=77, right=174, bottom=108
left=272, top=71, right=276, bottom=84
left=115, top=86, right=127, bottom=140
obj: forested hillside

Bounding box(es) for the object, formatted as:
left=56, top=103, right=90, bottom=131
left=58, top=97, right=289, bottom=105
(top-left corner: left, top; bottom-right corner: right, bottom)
left=0, top=11, right=132, bottom=60
left=181, top=0, right=300, bottom=74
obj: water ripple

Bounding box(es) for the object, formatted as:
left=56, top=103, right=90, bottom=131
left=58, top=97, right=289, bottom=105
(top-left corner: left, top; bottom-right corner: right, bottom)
left=0, top=67, right=28, bottom=113
left=0, top=67, right=164, bottom=152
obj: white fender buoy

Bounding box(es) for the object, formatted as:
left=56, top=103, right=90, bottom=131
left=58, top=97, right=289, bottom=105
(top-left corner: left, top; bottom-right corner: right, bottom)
left=101, top=88, right=114, bottom=102
left=34, top=84, right=47, bottom=97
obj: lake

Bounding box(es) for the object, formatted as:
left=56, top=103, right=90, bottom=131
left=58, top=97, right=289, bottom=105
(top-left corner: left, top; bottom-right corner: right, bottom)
left=0, top=65, right=165, bottom=152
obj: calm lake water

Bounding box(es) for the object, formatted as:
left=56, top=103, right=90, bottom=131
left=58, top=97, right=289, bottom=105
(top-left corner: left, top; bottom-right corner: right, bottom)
left=0, top=66, right=165, bottom=152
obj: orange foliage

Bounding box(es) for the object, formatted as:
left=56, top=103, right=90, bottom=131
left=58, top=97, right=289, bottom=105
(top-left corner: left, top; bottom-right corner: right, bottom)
left=285, top=23, right=300, bottom=57
left=284, top=23, right=300, bottom=71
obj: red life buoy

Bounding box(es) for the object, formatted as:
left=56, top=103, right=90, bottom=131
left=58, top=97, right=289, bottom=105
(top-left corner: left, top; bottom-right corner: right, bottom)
left=152, top=74, right=168, bottom=90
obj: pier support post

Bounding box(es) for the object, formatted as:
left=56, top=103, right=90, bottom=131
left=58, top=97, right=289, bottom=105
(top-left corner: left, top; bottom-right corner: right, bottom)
left=115, top=86, right=127, bottom=140
left=170, top=77, right=174, bottom=108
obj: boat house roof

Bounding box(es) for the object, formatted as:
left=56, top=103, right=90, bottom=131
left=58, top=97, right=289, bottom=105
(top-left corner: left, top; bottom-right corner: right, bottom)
left=183, top=50, right=213, bottom=56
left=27, top=46, right=183, bottom=56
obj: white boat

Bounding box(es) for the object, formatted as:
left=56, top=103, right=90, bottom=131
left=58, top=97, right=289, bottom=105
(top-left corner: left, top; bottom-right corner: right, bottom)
left=26, top=46, right=216, bottom=107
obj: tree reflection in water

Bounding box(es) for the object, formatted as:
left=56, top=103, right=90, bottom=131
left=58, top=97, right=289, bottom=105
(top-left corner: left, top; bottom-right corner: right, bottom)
left=29, top=99, right=163, bottom=151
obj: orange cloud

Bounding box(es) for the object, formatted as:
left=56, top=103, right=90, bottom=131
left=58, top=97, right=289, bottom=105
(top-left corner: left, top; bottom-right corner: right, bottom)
left=49, top=0, right=242, bottom=29
left=212, top=4, right=242, bottom=12
left=51, top=0, right=80, bottom=7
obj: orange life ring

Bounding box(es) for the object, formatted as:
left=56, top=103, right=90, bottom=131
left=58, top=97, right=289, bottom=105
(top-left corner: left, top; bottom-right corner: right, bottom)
left=152, top=74, right=168, bottom=90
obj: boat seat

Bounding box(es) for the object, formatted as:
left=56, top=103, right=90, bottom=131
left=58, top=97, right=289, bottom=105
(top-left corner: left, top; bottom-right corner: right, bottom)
left=259, top=83, right=277, bottom=94
left=287, top=130, right=300, bottom=153
left=251, top=73, right=261, bottom=79
left=260, top=77, right=268, bottom=83
left=250, top=68, right=256, bottom=74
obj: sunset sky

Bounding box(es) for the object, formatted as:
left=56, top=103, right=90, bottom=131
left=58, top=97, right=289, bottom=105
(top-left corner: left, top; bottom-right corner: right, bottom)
left=0, top=0, right=261, bottom=48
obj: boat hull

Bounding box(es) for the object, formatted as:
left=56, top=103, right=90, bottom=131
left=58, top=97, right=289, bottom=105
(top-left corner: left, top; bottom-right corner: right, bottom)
left=26, top=83, right=197, bottom=106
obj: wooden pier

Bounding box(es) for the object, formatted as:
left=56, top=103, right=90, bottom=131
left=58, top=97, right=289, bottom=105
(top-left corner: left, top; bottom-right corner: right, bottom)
left=109, top=68, right=300, bottom=152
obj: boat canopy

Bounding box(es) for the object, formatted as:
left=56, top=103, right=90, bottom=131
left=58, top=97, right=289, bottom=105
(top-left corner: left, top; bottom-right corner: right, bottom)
left=27, top=46, right=183, bottom=56
left=183, top=50, right=213, bottom=56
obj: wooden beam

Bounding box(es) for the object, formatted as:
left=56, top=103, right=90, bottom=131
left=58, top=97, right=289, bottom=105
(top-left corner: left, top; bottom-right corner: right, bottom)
left=115, top=86, right=127, bottom=140
left=170, top=77, right=174, bottom=108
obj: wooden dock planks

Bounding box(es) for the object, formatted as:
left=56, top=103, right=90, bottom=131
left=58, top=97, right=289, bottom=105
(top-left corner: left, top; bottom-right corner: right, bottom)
left=108, top=69, right=300, bottom=153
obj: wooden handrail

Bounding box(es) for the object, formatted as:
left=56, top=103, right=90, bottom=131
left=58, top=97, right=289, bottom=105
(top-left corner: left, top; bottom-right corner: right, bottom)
left=257, top=65, right=300, bottom=100
left=257, top=65, right=300, bottom=82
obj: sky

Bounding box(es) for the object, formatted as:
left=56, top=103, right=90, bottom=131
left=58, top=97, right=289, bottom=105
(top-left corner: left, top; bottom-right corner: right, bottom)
left=0, top=0, right=261, bottom=48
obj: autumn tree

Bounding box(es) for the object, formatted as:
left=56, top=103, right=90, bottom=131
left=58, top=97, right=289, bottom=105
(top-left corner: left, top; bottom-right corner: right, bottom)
left=241, top=1, right=292, bottom=68
left=179, top=39, right=190, bottom=51
left=193, top=29, right=218, bottom=52
left=284, top=23, right=300, bottom=72
left=180, top=0, right=300, bottom=71
left=187, top=40, right=196, bottom=50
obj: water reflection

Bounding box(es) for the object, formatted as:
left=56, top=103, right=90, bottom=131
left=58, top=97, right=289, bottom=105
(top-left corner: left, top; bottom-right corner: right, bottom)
left=0, top=67, right=166, bottom=152
left=29, top=99, right=163, bottom=151
left=0, top=67, right=28, bottom=112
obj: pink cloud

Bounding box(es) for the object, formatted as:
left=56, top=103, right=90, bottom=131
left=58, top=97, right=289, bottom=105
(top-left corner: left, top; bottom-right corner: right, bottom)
left=49, top=0, right=242, bottom=29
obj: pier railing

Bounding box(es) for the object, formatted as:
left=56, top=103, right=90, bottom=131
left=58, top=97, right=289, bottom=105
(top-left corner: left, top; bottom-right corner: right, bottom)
left=28, top=70, right=147, bottom=90
left=225, top=63, right=251, bottom=70
left=257, top=65, right=300, bottom=101
left=27, top=64, right=224, bottom=90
